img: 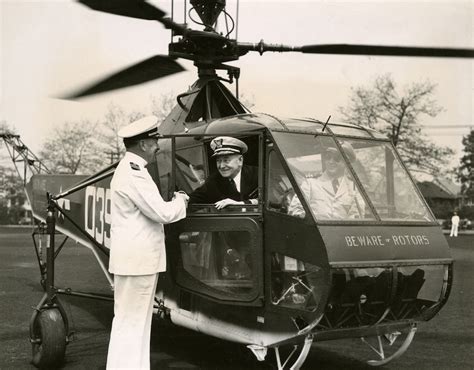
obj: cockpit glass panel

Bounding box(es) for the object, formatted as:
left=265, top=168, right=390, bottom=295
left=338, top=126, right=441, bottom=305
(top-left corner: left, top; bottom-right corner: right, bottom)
left=272, top=133, right=433, bottom=223
left=328, top=125, right=372, bottom=138
left=344, top=139, right=434, bottom=221
left=153, top=138, right=172, bottom=201
left=179, top=230, right=254, bottom=295
left=282, top=119, right=324, bottom=133
left=267, top=150, right=304, bottom=217
left=272, top=133, right=375, bottom=221
left=271, top=253, right=323, bottom=312
left=365, top=128, right=387, bottom=139
left=175, top=139, right=207, bottom=194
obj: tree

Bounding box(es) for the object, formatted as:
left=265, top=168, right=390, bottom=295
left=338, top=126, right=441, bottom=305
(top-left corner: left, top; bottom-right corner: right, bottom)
left=0, top=120, right=17, bottom=135
left=38, top=92, right=178, bottom=174
left=0, top=120, right=16, bottom=167
left=0, top=166, right=28, bottom=224
left=338, top=74, right=453, bottom=176
left=150, top=92, right=176, bottom=122
left=458, top=129, right=474, bottom=201
left=239, top=93, right=256, bottom=111
left=39, top=120, right=103, bottom=174
left=98, top=103, right=144, bottom=164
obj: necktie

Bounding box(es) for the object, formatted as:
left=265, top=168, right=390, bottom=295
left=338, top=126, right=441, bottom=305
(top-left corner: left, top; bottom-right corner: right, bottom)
left=229, top=178, right=238, bottom=192
left=332, top=178, right=339, bottom=193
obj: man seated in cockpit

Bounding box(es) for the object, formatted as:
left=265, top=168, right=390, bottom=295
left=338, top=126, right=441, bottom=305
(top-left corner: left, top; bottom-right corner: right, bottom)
left=188, top=136, right=257, bottom=281
left=288, top=142, right=364, bottom=220
left=189, top=136, right=258, bottom=209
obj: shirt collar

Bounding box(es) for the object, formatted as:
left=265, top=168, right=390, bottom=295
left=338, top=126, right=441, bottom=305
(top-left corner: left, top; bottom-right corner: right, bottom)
left=233, top=170, right=242, bottom=192
left=322, top=171, right=344, bottom=183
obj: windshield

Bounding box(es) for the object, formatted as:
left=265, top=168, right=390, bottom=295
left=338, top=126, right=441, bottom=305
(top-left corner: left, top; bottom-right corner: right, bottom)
left=273, top=133, right=433, bottom=222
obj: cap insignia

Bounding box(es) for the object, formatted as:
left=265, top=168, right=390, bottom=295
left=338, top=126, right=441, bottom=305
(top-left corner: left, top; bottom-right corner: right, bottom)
left=214, top=138, right=223, bottom=149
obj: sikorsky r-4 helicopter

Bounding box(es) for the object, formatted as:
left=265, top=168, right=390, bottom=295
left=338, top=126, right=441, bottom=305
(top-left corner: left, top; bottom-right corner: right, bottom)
left=3, top=0, right=473, bottom=368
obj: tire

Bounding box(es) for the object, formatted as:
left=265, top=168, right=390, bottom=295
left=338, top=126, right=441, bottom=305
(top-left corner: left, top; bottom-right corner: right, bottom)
left=31, top=308, right=67, bottom=369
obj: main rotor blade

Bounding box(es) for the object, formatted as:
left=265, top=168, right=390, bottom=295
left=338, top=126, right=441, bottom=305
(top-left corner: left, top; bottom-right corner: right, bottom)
left=78, top=0, right=186, bottom=34
left=63, top=55, right=185, bottom=99
left=238, top=41, right=474, bottom=58
left=78, top=0, right=165, bottom=19
left=300, top=44, right=474, bottom=58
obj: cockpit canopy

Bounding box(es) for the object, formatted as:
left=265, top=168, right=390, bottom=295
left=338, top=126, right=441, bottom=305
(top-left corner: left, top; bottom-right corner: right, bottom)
left=272, top=132, right=433, bottom=223
left=156, top=113, right=434, bottom=224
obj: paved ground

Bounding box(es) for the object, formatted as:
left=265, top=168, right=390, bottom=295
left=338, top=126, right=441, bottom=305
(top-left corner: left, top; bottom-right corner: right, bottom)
left=0, top=226, right=472, bottom=369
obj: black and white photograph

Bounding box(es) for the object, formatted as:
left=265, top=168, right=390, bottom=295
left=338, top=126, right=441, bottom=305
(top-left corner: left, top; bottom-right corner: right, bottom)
left=1, top=0, right=473, bottom=369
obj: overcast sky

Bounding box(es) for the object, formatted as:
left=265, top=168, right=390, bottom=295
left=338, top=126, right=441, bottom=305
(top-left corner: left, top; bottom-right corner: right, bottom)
left=1, top=0, right=472, bottom=168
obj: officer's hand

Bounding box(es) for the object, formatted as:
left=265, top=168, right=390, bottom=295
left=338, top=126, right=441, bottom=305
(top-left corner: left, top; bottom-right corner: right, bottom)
left=214, top=198, right=240, bottom=210
left=174, top=191, right=189, bottom=206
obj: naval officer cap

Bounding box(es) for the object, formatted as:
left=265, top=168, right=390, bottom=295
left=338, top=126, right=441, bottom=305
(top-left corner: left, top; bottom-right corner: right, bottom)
left=118, top=115, right=161, bottom=141
left=324, top=142, right=356, bottom=162
left=210, top=136, right=248, bottom=157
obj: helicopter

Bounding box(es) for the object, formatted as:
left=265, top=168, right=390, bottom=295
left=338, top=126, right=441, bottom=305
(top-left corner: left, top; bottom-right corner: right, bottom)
left=3, top=0, right=473, bottom=369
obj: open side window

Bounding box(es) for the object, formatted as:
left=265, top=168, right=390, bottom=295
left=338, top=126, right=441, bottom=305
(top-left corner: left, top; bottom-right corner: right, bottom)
left=166, top=133, right=264, bottom=305
left=174, top=139, right=208, bottom=194
left=149, top=138, right=173, bottom=201
left=185, top=133, right=263, bottom=213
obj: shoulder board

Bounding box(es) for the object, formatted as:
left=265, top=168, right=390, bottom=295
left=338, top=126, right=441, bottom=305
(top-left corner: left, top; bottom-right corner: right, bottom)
left=129, top=162, right=141, bottom=171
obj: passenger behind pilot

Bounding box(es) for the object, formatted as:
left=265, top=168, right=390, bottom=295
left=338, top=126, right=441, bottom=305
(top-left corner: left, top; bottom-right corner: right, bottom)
left=288, top=142, right=364, bottom=220
left=189, top=136, right=258, bottom=210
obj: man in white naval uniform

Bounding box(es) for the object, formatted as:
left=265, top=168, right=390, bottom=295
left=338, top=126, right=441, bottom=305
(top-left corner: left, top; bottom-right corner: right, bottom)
left=106, top=116, right=188, bottom=369
left=288, top=143, right=364, bottom=220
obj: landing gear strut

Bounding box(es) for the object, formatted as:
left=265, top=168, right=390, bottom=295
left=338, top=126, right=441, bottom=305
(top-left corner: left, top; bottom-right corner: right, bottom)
left=29, top=198, right=69, bottom=368
left=361, top=324, right=417, bottom=366
left=273, top=334, right=313, bottom=370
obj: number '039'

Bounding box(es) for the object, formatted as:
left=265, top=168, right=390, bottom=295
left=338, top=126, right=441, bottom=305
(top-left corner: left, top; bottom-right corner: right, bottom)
left=85, top=186, right=111, bottom=248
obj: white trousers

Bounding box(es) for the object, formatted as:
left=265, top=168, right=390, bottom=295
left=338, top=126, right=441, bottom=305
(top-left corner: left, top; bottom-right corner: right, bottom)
left=106, top=274, right=158, bottom=369
left=450, top=224, right=459, bottom=237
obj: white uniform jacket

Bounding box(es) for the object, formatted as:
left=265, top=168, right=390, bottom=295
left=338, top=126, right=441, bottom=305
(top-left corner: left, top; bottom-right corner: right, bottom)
left=109, top=152, right=187, bottom=275
left=289, top=172, right=364, bottom=220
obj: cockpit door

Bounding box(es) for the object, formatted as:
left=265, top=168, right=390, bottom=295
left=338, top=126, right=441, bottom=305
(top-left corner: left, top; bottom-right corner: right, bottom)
left=167, top=214, right=263, bottom=305
left=165, top=134, right=264, bottom=306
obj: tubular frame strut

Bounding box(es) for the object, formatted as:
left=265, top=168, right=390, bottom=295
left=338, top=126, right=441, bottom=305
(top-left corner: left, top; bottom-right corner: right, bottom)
left=362, top=324, right=417, bottom=366
left=274, top=334, right=313, bottom=370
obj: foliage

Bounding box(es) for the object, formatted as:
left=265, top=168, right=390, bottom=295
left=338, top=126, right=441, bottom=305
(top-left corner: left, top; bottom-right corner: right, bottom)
left=39, top=120, right=103, bottom=174
left=0, top=120, right=17, bottom=135
left=150, top=92, right=176, bottom=123
left=97, top=103, right=144, bottom=164
left=457, top=129, right=474, bottom=199
left=0, top=165, right=29, bottom=224
left=239, top=93, right=256, bottom=111
left=458, top=205, right=474, bottom=220
left=426, top=200, right=454, bottom=219
left=338, top=74, right=453, bottom=176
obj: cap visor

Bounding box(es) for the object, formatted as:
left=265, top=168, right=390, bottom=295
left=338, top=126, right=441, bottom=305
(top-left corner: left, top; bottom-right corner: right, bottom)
left=212, top=149, right=241, bottom=157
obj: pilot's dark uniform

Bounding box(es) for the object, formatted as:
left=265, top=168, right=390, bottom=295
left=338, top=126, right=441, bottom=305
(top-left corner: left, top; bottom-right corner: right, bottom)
left=189, top=136, right=258, bottom=206
left=189, top=164, right=258, bottom=205
left=188, top=136, right=257, bottom=280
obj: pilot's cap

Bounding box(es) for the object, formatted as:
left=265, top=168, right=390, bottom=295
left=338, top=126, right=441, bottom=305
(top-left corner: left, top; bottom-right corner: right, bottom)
left=210, top=136, right=248, bottom=157
left=118, top=115, right=161, bottom=140
left=325, top=142, right=356, bottom=162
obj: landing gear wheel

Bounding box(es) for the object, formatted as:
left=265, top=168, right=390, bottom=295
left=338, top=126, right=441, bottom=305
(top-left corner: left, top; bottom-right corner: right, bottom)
left=361, top=325, right=417, bottom=366
left=31, top=308, right=67, bottom=369
left=273, top=334, right=313, bottom=370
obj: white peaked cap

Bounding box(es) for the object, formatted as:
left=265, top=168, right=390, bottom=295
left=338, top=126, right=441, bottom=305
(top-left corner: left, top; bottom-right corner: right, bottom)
left=118, top=115, right=160, bottom=139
